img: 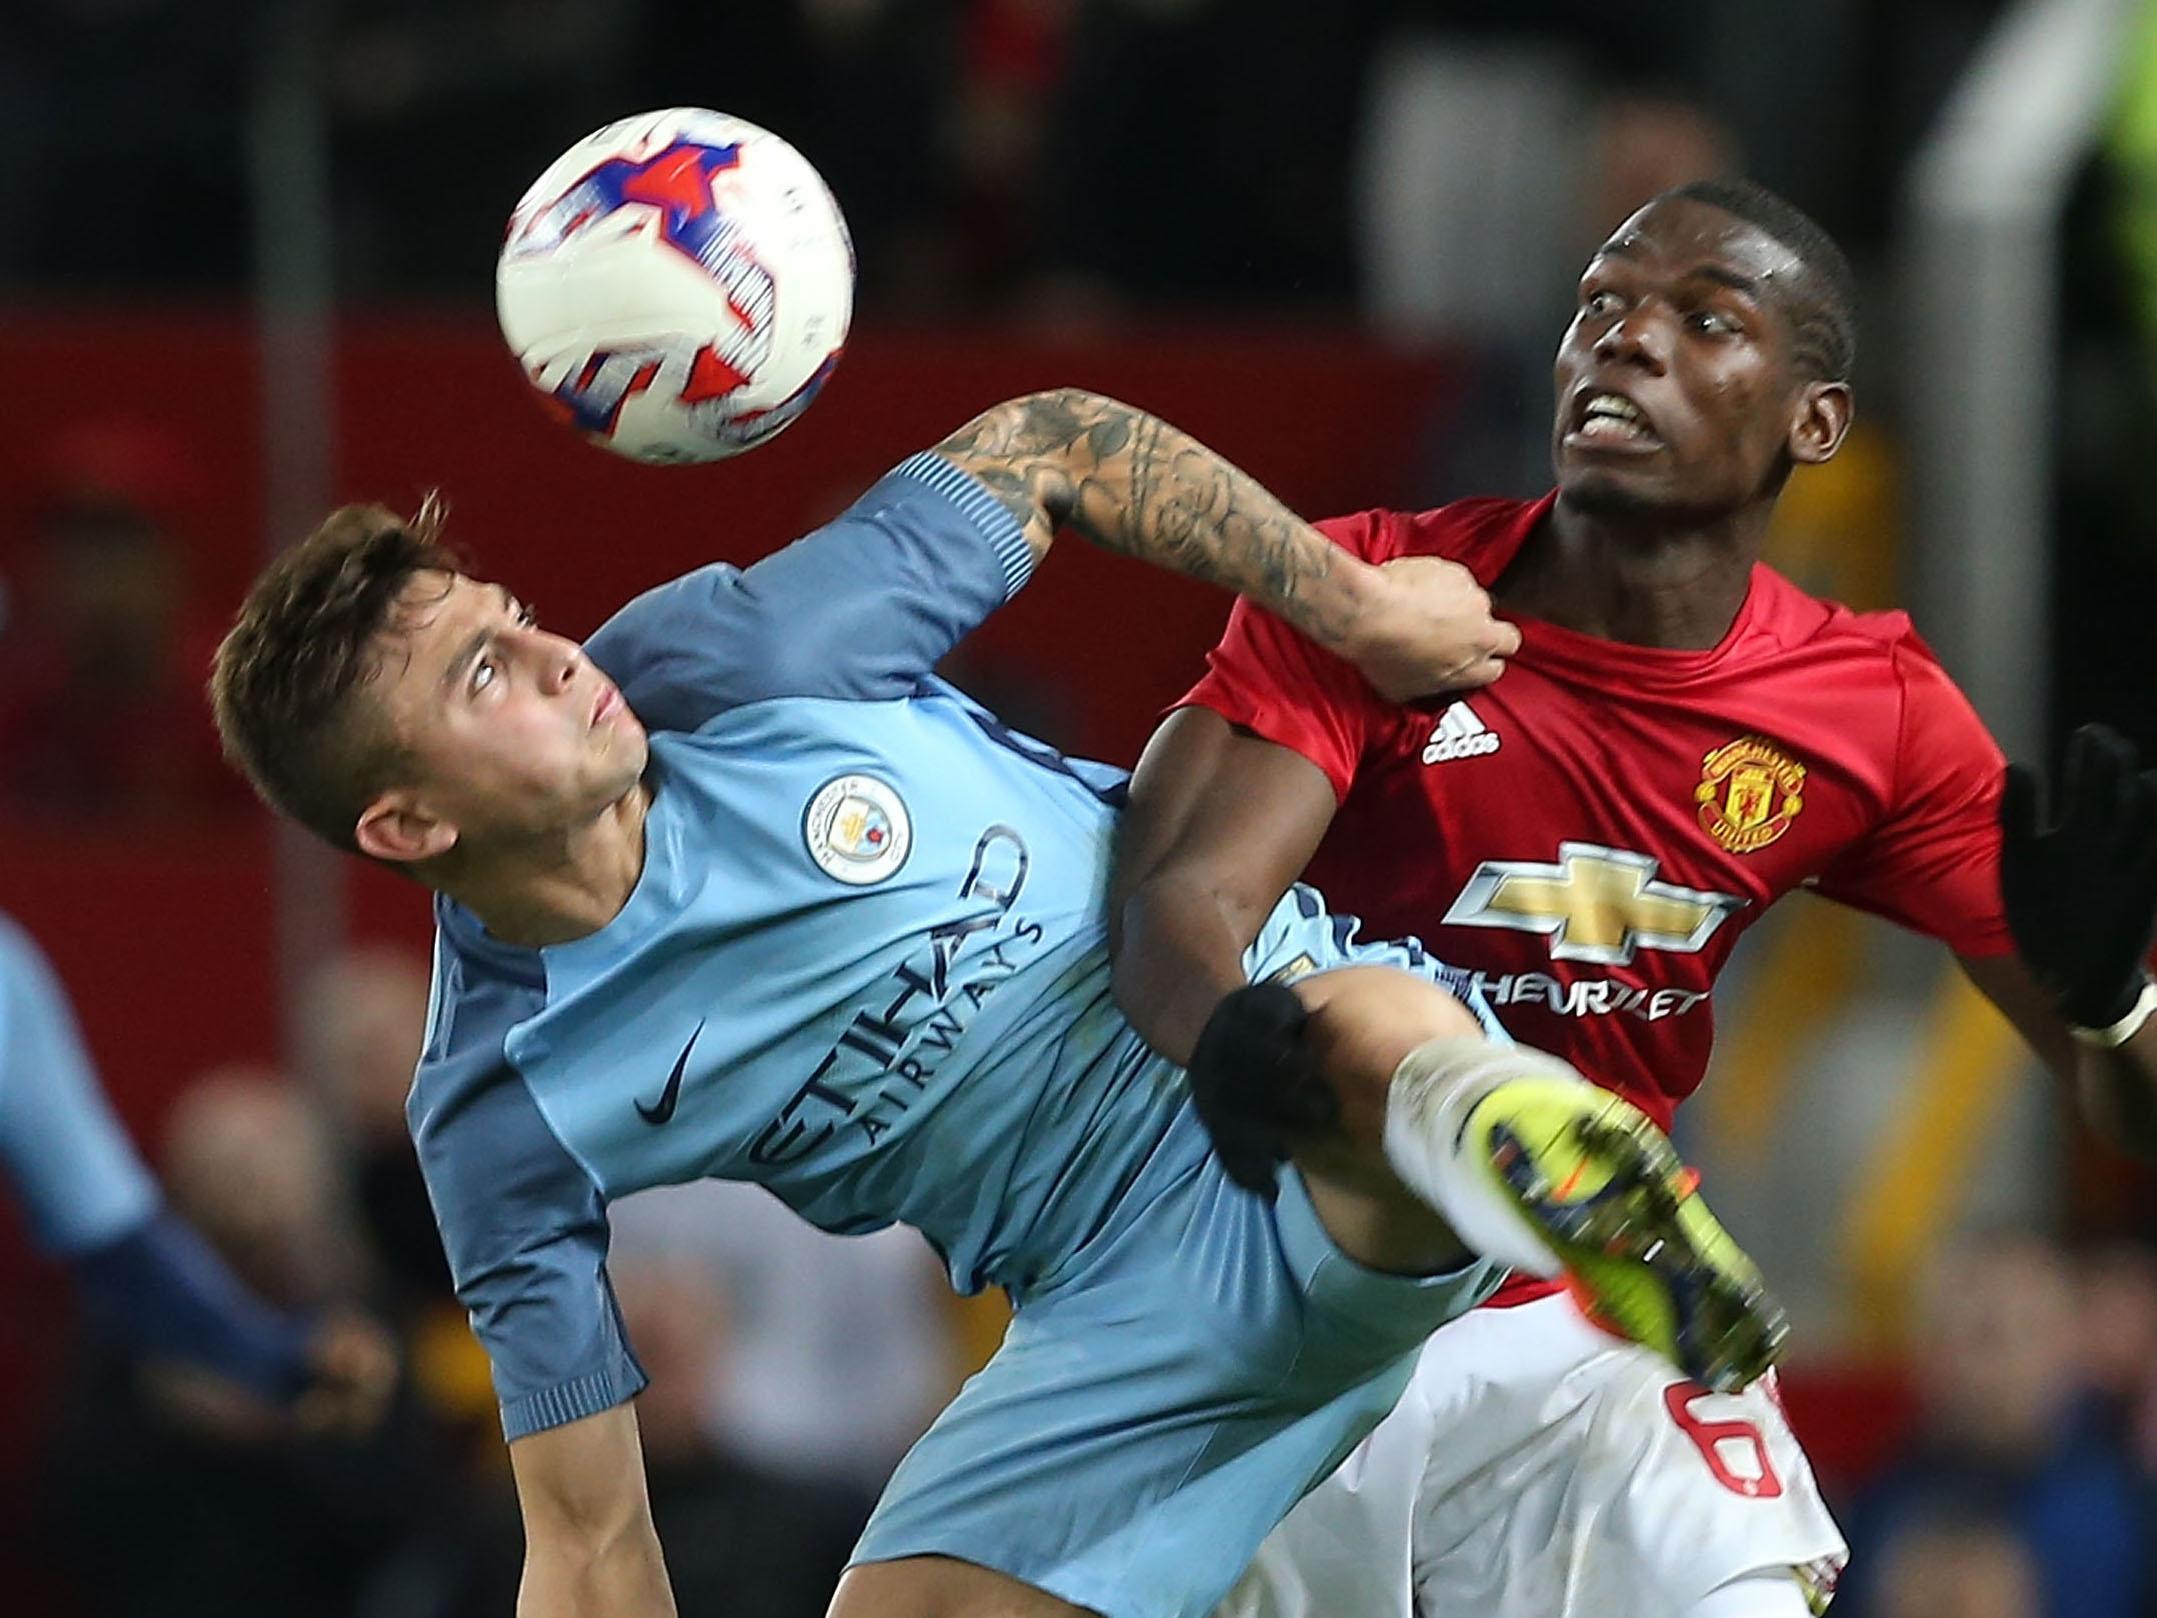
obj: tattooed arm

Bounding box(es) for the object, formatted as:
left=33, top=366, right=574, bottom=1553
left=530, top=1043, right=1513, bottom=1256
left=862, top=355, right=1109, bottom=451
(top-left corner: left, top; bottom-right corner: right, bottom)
left=934, top=389, right=1517, bottom=699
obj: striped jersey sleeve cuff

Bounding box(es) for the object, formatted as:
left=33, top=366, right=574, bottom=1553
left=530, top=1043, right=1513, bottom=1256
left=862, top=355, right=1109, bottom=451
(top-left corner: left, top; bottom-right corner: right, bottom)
left=893, top=450, right=1037, bottom=600
left=498, top=1356, right=649, bottom=1442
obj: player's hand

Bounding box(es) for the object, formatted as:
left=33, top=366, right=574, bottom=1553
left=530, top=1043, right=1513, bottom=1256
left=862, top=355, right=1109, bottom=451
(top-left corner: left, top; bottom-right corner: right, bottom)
left=1187, top=982, right=1341, bottom=1198
left=1342, top=556, right=1520, bottom=703
left=2001, top=724, right=2157, bottom=1030
left=291, top=1307, right=400, bottom=1439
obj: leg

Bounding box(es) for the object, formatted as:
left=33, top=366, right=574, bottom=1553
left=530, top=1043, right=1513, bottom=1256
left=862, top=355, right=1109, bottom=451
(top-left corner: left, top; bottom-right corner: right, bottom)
left=1282, top=963, right=1580, bottom=1274
left=1279, top=965, right=1484, bottom=1275
left=1248, top=1296, right=1843, bottom=1618
left=829, top=1556, right=1100, bottom=1618
left=1253, top=965, right=1785, bottom=1392
left=839, top=1102, right=1493, bottom=1618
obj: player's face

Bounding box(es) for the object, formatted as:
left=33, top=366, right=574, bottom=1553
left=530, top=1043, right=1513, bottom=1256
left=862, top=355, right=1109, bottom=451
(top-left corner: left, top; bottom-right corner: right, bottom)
left=360, top=571, right=647, bottom=858
left=1551, top=199, right=1839, bottom=521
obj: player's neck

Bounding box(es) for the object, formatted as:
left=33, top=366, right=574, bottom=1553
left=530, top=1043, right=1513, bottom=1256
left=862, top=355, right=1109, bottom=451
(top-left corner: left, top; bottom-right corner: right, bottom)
left=1498, top=499, right=1768, bottom=650
left=440, top=781, right=654, bottom=949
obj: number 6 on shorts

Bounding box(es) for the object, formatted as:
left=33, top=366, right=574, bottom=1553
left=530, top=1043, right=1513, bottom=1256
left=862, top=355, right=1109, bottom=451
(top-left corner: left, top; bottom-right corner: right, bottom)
left=1663, top=1381, right=1784, bottom=1499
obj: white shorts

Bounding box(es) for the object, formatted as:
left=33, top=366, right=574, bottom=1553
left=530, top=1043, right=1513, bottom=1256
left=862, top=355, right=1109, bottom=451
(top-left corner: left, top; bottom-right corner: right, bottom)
left=1218, top=1292, right=1847, bottom=1618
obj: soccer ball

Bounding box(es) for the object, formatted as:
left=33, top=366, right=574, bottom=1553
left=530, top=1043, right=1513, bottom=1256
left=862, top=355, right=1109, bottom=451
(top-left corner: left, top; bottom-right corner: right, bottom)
left=496, top=108, right=854, bottom=464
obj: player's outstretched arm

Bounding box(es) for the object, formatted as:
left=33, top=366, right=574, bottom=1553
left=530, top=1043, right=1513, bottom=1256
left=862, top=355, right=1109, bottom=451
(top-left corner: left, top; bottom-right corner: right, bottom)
left=509, top=1403, right=677, bottom=1618
left=934, top=389, right=1516, bottom=701
left=1110, top=706, right=1340, bottom=1067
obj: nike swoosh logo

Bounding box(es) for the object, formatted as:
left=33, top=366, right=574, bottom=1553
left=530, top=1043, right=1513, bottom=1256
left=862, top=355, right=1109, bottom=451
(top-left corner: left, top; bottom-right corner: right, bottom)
left=636, top=1022, right=704, bottom=1126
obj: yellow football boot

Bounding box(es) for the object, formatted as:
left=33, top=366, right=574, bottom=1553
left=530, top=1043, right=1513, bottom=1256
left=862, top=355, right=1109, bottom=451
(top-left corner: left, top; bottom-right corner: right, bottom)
left=1464, top=1074, right=1787, bottom=1393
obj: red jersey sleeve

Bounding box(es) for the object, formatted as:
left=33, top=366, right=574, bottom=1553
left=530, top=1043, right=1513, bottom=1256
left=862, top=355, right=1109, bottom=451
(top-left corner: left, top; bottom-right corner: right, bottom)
left=1812, top=634, right=2013, bottom=956
left=1176, top=512, right=1391, bottom=802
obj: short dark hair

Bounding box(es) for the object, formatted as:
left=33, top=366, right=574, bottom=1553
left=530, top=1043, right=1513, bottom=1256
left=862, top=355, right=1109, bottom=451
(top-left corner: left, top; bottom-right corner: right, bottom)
left=1666, top=178, right=1858, bottom=383
left=210, top=497, right=458, bottom=854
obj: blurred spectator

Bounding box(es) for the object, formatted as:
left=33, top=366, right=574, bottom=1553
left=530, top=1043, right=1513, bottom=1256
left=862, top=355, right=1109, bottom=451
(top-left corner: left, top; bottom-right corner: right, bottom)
left=2073, top=1242, right=2157, bottom=1478
left=611, top=1177, right=957, bottom=1494
left=42, top=1068, right=453, bottom=1618
left=1871, top=1513, right=2044, bottom=1618
left=609, top=1254, right=871, bottom=1617
left=1835, top=1232, right=2155, bottom=1618
left=1356, top=6, right=1729, bottom=341
left=1354, top=17, right=1737, bottom=494
left=1356, top=27, right=1585, bottom=350
left=0, top=476, right=237, bottom=822
left=298, top=945, right=451, bottom=1308
left=295, top=944, right=511, bottom=1492
left=1582, top=92, right=1743, bottom=265
left=158, top=1067, right=367, bottom=1307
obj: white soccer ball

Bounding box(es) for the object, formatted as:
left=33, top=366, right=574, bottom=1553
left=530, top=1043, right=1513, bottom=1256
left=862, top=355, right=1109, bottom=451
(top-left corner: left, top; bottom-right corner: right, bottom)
left=496, top=108, right=854, bottom=464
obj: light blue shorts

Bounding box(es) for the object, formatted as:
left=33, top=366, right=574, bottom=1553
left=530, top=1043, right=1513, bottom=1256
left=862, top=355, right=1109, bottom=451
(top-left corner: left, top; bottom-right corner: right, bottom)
left=851, top=888, right=1508, bottom=1618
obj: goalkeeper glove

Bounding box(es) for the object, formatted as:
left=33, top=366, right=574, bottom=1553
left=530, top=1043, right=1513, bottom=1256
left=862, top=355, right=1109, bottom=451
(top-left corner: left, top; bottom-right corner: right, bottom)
left=2001, top=724, right=2157, bottom=1040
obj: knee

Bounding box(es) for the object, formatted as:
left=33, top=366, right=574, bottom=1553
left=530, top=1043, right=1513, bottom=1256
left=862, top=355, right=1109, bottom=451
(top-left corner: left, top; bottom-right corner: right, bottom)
left=1294, top=967, right=1485, bottom=1144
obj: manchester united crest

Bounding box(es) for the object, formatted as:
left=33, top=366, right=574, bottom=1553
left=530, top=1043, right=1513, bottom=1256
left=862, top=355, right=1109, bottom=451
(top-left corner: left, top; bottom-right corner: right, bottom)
left=1695, top=737, right=1806, bottom=854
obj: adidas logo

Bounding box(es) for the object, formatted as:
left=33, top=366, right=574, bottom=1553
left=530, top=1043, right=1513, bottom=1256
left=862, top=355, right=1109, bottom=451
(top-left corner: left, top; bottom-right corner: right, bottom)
left=1422, top=701, right=1501, bottom=764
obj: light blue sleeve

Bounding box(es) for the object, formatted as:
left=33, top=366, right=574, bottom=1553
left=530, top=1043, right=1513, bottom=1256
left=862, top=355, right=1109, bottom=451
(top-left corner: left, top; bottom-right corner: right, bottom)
left=410, top=911, right=646, bottom=1441
left=0, top=916, right=159, bottom=1257
left=583, top=451, right=1036, bottom=735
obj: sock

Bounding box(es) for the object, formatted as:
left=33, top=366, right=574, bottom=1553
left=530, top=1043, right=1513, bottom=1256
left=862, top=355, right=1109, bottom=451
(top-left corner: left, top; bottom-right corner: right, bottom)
left=1380, top=1035, right=1593, bottom=1278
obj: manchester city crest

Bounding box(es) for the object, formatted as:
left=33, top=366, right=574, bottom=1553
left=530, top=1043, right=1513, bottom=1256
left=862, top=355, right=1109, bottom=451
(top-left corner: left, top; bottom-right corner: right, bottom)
left=803, top=774, right=912, bottom=885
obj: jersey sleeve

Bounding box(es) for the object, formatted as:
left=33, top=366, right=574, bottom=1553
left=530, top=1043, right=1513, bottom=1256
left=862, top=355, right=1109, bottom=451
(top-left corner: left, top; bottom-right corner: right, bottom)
left=0, top=916, right=160, bottom=1257
left=1811, top=638, right=2013, bottom=956
left=583, top=452, right=1036, bottom=735
left=1175, top=511, right=1389, bottom=801
left=410, top=934, right=646, bottom=1440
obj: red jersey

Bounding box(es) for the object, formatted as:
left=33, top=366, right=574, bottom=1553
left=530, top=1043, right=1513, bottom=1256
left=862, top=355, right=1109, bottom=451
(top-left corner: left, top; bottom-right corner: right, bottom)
left=1183, top=494, right=2012, bottom=1136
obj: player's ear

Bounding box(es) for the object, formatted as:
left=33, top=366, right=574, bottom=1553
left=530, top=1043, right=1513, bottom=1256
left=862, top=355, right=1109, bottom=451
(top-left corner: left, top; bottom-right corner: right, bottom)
left=1789, top=380, right=1852, bottom=467
left=354, top=793, right=459, bottom=864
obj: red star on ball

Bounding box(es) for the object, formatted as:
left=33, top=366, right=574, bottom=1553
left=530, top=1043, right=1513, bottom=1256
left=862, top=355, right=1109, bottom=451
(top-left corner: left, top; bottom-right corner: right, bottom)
left=620, top=145, right=732, bottom=218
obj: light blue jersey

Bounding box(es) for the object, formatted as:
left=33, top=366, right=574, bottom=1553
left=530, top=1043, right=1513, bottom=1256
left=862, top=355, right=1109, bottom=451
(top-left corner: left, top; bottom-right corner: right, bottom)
left=413, top=453, right=1152, bottom=1435
left=412, top=454, right=1503, bottom=1616
left=0, top=914, right=158, bottom=1256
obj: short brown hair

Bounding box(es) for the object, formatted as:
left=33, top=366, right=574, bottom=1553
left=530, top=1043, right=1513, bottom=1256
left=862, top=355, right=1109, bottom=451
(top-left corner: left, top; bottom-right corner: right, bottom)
left=210, top=496, right=459, bottom=853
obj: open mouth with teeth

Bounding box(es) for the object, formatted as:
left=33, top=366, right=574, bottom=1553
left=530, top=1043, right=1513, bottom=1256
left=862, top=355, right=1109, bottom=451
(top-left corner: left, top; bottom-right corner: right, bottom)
left=1570, top=392, right=1662, bottom=450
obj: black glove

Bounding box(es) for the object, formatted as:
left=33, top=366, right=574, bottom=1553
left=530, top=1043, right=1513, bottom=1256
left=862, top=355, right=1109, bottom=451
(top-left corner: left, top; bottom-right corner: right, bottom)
left=1186, top=982, right=1340, bottom=1198
left=2001, top=724, right=2157, bottom=1029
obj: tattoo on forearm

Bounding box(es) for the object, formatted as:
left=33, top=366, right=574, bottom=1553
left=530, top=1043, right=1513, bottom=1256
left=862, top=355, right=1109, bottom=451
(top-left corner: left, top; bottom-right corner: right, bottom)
left=935, top=389, right=1349, bottom=641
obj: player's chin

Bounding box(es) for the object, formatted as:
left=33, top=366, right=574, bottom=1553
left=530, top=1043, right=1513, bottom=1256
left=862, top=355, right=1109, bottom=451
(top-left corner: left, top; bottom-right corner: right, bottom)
left=1555, top=461, right=1685, bottom=521
left=592, top=706, right=649, bottom=761
left=599, top=741, right=648, bottom=801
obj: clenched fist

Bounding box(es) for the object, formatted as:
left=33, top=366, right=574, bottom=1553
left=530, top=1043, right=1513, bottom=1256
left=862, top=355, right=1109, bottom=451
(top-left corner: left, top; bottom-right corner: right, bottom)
left=1340, top=556, right=1521, bottom=703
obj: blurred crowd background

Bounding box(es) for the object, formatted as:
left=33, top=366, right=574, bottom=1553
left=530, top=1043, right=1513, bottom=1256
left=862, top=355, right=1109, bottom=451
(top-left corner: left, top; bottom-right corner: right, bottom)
left=8, top=0, right=2157, bottom=1614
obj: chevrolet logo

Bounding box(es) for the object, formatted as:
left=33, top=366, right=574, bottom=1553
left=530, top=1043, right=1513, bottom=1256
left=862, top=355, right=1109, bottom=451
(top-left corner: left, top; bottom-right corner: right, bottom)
left=1443, top=843, right=1747, bottom=965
